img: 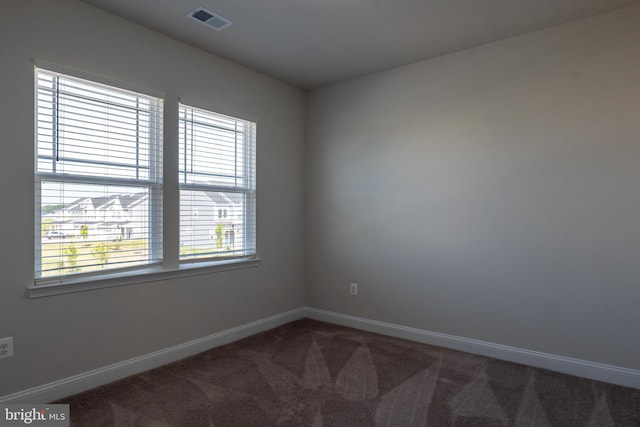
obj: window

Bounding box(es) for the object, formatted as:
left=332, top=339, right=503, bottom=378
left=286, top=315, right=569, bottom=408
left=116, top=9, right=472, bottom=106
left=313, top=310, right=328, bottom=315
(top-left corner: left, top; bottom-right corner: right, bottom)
left=32, top=65, right=259, bottom=294
left=35, top=67, right=163, bottom=282
left=179, top=104, right=256, bottom=261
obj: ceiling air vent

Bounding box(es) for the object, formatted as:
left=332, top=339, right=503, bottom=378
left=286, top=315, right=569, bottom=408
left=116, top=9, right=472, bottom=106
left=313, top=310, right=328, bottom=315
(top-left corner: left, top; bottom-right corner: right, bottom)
left=187, top=7, right=233, bottom=31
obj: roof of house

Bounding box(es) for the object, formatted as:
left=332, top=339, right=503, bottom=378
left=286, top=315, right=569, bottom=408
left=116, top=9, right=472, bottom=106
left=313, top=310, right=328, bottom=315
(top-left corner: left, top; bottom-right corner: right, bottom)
left=58, top=191, right=238, bottom=213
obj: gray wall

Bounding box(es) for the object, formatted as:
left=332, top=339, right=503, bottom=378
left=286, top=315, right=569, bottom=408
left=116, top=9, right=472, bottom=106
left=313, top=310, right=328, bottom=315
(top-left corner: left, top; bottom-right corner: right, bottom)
left=306, top=5, right=640, bottom=370
left=0, top=0, right=305, bottom=396
left=2, top=0, right=639, bottom=399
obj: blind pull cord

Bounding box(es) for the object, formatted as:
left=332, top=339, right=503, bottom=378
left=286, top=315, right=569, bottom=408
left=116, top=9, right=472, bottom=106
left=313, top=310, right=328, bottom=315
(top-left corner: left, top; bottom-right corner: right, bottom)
left=54, top=75, right=60, bottom=162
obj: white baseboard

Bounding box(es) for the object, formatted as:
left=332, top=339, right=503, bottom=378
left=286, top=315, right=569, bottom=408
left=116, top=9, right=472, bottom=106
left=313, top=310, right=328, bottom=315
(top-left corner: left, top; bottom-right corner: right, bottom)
left=3, top=306, right=637, bottom=404
left=0, top=307, right=306, bottom=404
left=305, top=307, right=640, bottom=390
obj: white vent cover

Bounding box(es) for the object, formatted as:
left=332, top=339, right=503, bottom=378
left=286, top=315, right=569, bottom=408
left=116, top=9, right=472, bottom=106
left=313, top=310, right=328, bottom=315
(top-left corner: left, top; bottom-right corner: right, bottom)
left=187, top=7, right=233, bottom=31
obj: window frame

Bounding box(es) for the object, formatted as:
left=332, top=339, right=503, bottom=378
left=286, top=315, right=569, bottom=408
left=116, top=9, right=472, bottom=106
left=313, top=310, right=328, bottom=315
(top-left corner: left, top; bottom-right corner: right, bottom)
left=178, top=102, right=257, bottom=264
left=30, top=60, right=260, bottom=298
left=34, top=63, right=165, bottom=283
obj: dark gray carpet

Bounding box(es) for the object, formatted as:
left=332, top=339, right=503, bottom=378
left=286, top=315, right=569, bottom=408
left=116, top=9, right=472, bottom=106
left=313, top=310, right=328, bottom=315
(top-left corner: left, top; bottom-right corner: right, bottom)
left=58, top=319, right=640, bottom=426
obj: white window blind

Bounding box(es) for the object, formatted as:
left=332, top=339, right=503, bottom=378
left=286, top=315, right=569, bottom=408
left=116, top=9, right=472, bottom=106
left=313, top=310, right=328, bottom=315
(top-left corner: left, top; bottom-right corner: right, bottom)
left=35, top=68, right=163, bottom=283
left=179, top=104, right=256, bottom=261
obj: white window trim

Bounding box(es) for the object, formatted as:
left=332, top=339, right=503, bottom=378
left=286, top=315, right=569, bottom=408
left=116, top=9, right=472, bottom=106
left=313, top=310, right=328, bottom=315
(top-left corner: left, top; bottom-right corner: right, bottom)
left=29, top=257, right=262, bottom=298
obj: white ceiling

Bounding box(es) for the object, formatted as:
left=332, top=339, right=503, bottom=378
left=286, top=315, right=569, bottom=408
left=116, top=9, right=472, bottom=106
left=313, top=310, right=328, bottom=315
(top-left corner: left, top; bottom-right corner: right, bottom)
left=82, top=0, right=640, bottom=89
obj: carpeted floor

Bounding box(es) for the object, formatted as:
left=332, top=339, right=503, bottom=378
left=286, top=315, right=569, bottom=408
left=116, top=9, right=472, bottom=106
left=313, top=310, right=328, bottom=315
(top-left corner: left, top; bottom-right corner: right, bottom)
left=58, top=319, right=640, bottom=426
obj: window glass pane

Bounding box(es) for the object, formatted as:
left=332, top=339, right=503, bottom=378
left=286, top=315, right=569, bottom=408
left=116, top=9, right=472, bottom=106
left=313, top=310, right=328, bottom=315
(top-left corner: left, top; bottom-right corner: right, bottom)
left=36, top=71, right=160, bottom=181
left=179, top=190, right=249, bottom=259
left=179, top=106, right=251, bottom=188
left=39, top=182, right=152, bottom=277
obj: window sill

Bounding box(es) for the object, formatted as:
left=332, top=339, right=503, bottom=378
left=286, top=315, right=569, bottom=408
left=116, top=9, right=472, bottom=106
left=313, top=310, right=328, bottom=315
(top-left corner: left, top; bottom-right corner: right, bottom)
left=29, top=257, right=262, bottom=299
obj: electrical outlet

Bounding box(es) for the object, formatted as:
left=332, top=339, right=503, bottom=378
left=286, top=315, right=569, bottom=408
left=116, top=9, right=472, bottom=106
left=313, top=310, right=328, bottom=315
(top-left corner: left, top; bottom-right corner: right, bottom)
left=350, top=283, right=358, bottom=296
left=0, top=337, right=13, bottom=359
